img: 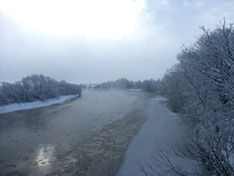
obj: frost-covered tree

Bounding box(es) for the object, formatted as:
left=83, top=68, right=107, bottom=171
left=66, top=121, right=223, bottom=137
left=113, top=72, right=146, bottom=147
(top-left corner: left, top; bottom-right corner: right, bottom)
left=161, top=21, right=234, bottom=175
left=141, top=79, right=161, bottom=93
left=95, top=78, right=161, bottom=93
left=0, top=74, right=82, bottom=105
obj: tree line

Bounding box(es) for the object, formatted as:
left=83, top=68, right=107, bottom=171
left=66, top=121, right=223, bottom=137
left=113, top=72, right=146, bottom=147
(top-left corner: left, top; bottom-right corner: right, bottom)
left=0, top=74, right=82, bottom=105
left=161, top=21, right=234, bottom=175
left=95, top=78, right=161, bottom=93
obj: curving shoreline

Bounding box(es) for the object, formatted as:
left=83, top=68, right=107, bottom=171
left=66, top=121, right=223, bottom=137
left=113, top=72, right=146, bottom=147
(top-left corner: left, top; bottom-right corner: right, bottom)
left=0, top=94, right=79, bottom=114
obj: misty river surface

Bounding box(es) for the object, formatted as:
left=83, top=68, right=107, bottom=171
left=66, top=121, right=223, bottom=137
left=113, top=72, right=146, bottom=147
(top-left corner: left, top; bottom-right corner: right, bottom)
left=0, top=90, right=153, bottom=176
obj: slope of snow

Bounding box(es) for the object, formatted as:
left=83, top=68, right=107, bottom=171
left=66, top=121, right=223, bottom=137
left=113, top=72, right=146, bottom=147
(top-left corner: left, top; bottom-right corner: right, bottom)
left=118, top=97, right=200, bottom=176
left=0, top=94, right=79, bottom=114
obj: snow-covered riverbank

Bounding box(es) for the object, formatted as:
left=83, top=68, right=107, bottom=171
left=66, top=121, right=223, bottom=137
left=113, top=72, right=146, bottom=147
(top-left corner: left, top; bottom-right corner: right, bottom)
left=0, top=94, right=79, bottom=114
left=119, top=97, right=200, bottom=176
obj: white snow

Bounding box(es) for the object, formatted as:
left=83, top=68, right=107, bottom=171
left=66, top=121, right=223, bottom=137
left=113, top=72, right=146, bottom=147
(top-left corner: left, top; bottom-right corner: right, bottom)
left=0, top=94, right=79, bottom=114
left=118, top=97, right=200, bottom=176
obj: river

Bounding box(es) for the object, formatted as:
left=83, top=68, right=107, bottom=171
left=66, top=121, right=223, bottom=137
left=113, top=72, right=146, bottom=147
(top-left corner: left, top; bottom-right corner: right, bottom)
left=0, top=90, right=153, bottom=176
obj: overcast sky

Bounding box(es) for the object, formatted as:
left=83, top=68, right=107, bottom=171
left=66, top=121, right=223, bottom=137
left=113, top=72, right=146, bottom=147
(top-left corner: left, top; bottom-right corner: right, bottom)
left=0, top=0, right=234, bottom=84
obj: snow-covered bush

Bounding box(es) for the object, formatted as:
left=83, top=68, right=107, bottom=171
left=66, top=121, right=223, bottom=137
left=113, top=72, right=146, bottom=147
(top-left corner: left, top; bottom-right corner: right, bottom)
left=162, top=21, right=234, bottom=175
left=0, top=74, right=82, bottom=105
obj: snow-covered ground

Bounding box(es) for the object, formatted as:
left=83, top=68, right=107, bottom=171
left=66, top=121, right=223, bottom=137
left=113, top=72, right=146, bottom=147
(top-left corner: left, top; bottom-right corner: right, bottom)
left=118, top=97, right=200, bottom=176
left=0, top=94, right=79, bottom=114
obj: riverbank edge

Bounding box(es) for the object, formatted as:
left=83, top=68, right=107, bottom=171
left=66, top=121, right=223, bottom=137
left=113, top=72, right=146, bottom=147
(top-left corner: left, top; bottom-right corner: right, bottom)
left=0, top=94, right=80, bottom=114
left=118, top=96, right=200, bottom=176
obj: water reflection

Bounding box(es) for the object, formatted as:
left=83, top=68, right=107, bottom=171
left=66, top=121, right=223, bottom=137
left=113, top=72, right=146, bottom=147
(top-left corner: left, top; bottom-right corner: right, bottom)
left=36, top=144, right=54, bottom=167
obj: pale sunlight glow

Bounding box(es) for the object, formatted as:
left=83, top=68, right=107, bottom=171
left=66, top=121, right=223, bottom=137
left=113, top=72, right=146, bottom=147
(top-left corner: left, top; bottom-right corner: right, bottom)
left=36, top=145, right=54, bottom=167
left=0, top=0, right=147, bottom=39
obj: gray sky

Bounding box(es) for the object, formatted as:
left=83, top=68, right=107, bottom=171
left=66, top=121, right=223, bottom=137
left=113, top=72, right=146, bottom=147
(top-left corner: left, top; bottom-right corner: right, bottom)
left=0, top=0, right=234, bottom=84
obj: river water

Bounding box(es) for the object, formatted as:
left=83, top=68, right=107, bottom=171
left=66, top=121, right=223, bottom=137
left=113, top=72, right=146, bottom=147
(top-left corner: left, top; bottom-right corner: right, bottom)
left=0, top=90, right=153, bottom=176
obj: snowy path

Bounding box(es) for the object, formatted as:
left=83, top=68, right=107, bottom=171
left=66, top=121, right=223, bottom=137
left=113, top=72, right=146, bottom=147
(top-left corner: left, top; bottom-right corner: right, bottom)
left=0, top=94, right=79, bottom=114
left=119, top=97, right=199, bottom=176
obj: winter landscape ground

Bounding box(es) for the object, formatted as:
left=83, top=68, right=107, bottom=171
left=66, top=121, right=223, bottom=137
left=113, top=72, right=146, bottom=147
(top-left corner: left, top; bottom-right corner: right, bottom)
left=119, top=97, right=201, bottom=176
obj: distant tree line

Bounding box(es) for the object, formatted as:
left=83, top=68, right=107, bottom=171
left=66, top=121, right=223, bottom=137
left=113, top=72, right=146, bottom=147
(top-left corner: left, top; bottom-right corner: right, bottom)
left=95, top=78, right=161, bottom=93
left=160, top=21, right=234, bottom=175
left=0, top=74, right=82, bottom=105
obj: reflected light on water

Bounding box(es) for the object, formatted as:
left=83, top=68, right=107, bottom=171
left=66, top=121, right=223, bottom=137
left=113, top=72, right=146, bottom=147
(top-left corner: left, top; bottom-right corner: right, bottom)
left=36, top=144, right=54, bottom=167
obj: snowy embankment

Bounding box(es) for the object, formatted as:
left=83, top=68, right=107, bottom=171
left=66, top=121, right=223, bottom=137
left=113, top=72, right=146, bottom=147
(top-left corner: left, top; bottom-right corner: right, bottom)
left=0, top=94, right=79, bottom=114
left=118, top=97, right=200, bottom=176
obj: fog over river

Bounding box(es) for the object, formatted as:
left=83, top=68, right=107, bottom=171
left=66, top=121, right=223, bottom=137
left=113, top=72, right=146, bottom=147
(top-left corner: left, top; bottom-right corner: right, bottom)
left=0, top=90, right=153, bottom=176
